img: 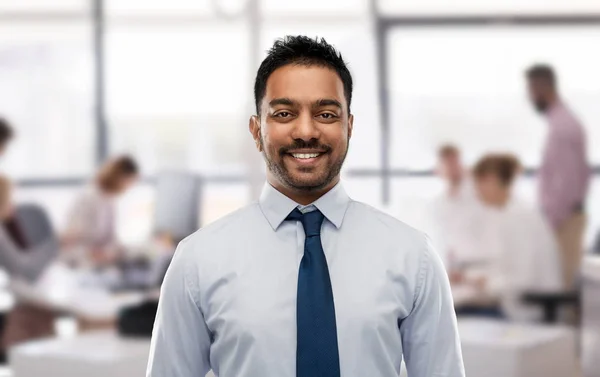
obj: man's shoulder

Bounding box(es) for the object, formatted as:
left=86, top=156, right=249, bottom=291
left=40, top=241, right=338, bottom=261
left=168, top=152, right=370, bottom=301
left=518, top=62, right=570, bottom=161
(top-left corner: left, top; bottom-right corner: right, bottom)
left=551, top=104, right=585, bottom=134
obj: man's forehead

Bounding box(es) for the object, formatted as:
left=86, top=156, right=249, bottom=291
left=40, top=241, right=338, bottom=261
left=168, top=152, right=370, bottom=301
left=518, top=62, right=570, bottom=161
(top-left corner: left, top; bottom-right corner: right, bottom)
left=264, top=65, right=346, bottom=105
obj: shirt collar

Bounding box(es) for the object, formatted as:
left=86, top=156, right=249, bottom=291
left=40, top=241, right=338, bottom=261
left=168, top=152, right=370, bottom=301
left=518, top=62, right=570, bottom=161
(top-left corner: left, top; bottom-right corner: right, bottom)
left=258, top=181, right=351, bottom=230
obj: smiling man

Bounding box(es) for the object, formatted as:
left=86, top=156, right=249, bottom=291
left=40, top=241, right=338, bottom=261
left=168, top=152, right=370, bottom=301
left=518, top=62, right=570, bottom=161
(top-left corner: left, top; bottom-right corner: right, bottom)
left=147, top=36, right=464, bottom=377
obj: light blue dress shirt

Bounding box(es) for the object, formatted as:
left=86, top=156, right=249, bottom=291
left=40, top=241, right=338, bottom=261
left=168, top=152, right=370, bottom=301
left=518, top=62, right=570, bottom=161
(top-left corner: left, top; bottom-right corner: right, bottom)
left=147, top=182, right=465, bottom=377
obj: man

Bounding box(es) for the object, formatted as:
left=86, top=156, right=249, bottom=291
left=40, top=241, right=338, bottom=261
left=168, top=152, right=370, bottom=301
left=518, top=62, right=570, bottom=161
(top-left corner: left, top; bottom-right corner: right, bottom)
left=436, top=145, right=465, bottom=199
left=432, top=146, right=483, bottom=270
left=526, top=64, right=590, bottom=289
left=147, top=36, right=464, bottom=377
left=431, top=146, right=492, bottom=315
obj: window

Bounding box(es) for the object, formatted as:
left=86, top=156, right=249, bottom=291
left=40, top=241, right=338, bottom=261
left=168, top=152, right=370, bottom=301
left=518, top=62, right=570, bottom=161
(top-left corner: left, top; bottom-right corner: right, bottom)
left=387, top=177, right=444, bottom=234
left=0, top=21, right=95, bottom=178
left=342, top=176, right=383, bottom=210
left=260, top=0, right=368, bottom=16
left=105, top=21, right=252, bottom=175
left=0, top=0, right=88, bottom=12
left=116, top=184, right=156, bottom=246
left=378, top=0, right=600, bottom=16
left=106, top=0, right=213, bottom=16
left=201, top=182, right=251, bottom=226
left=260, top=22, right=381, bottom=171
left=388, top=26, right=600, bottom=170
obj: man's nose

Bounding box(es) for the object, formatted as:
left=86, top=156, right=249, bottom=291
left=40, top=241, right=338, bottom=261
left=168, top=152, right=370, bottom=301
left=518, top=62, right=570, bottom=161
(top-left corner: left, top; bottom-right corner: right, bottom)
left=291, top=113, right=321, bottom=141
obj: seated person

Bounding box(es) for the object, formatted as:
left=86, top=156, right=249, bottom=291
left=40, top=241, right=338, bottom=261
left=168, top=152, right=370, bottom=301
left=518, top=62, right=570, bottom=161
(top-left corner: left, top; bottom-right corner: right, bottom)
left=62, top=155, right=139, bottom=268
left=452, top=154, right=562, bottom=321
left=0, top=176, right=59, bottom=348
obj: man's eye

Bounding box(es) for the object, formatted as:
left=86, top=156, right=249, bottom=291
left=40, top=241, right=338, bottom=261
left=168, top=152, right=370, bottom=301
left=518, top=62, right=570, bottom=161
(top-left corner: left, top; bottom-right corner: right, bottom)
left=274, top=112, right=291, bottom=118
left=318, top=113, right=336, bottom=119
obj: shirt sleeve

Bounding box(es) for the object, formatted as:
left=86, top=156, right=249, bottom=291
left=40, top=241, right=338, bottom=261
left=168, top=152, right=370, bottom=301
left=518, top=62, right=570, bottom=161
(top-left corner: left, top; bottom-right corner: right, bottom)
left=540, top=126, right=589, bottom=229
left=146, top=239, right=212, bottom=377
left=400, top=236, right=465, bottom=377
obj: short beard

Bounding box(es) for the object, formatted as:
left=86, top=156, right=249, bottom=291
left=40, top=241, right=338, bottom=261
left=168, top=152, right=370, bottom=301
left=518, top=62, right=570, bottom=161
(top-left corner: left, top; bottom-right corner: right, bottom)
left=260, top=137, right=347, bottom=192
left=534, top=99, right=549, bottom=114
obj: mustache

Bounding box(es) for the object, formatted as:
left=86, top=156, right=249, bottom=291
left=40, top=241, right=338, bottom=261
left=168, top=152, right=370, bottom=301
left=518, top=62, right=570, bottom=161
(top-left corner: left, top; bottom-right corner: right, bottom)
left=278, top=139, right=332, bottom=156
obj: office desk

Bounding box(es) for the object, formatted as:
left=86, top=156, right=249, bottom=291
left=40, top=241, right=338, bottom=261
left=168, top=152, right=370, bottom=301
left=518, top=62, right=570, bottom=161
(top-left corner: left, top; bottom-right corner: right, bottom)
left=582, top=256, right=600, bottom=377
left=9, top=331, right=150, bottom=377
left=9, top=330, right=216, bottom=377
left=459, top=318, right=578, bottom=377
left=10, top=319, right=575, bottom=377
left=10, top=261, right=148, bottom=324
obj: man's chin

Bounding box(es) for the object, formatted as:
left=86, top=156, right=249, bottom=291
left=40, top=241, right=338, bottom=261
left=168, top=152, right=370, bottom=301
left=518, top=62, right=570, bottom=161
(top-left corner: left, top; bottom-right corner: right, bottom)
left=284, top=175, right=332, bottom=192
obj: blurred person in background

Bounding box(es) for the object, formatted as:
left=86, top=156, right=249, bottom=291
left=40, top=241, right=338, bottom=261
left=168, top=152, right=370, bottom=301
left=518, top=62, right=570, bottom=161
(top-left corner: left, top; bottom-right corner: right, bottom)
left=458, top=154, right=562, bottom=322
left=526, top=64, right=591, bottom=289
left=0, top=176, right=59, bottom=349
left=0, top=118, right=14, bottom=158
left=0, top=118, right=28, bottom=249
left=62, top=155, right=139, bottom=268
left=432, top=145, right=485, bottom=268
left=148, top=35, right=464, bottom=377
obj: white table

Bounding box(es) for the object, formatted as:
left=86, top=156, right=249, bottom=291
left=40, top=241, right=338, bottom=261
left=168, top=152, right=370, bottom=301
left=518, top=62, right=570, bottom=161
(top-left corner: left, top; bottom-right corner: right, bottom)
left=581, top=256, right=600, bottom=377
left=459, top=318, right=578, bottom=377
left=10, top=320, right=576, bottom=377
left=10, top=331, right=150, bottom=377
left=9, top=331, right=216, bottom=377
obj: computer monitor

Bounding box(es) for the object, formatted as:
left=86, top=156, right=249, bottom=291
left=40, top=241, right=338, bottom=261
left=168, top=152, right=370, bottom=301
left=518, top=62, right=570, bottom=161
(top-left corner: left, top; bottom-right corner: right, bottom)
left=153, top=171, right=201, bottom=243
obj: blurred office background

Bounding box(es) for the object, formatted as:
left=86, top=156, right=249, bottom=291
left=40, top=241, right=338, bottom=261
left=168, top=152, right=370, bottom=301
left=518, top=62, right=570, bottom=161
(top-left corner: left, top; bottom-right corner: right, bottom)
left=1, top=0, right=600, bottom=376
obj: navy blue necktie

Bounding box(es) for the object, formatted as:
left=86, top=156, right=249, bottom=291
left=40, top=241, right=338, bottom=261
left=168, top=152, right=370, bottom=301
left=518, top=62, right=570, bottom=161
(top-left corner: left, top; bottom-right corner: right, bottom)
left=286, top=208, right=340, bottom=377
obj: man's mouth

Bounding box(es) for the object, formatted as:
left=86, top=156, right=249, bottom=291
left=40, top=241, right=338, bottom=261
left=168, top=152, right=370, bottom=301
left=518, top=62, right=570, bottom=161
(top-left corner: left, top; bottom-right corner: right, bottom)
left=290, top=152, right=323, bottom=159
left=284, top=150, right=328, bottom=165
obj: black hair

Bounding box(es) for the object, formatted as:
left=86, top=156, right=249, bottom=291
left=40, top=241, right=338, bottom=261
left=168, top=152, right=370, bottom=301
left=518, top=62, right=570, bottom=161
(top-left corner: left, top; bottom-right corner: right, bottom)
left=438, top=144, right=460, bottom=159
left=254, top=35, right=353, bottom=115
left=0, top=117, right=14, bottom=146
left=526, top=64, right=557, bottom=88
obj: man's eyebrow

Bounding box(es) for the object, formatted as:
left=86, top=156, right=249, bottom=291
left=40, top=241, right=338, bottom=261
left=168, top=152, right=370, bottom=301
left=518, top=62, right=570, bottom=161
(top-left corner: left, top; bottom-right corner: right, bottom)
left=268, top=98, right=297, bottom=107
left=313, top=99, right=343, bottom=109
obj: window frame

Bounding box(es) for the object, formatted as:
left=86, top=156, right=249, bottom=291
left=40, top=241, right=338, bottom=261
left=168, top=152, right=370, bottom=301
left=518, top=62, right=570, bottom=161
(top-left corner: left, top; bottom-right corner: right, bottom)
left=6, top=0, right=600, bottom=208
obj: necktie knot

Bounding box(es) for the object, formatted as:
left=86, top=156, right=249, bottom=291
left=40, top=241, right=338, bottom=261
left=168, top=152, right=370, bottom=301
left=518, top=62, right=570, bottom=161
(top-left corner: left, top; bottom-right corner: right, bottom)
left=286, top=208, right=325, bottom=237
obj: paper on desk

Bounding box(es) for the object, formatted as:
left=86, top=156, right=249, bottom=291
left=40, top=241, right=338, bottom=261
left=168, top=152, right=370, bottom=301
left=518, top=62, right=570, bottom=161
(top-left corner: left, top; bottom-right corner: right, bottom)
left=11, top=262, right=145, bottom=321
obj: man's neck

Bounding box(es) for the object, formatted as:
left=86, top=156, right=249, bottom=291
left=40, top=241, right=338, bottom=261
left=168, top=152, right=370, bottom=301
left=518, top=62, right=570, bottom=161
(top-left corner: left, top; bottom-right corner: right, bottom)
left=488, top=191, right=510, bottom=208
left=268, top=176, right=339, bottom=206
left=546, top=96, right=561, bottom=115
left=446, top=179, right=463, bottom=198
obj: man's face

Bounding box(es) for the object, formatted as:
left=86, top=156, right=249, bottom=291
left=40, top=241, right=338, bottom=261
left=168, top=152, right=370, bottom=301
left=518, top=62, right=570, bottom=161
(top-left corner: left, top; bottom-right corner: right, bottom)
left=250, top=64, right=353, bottom=192
left=527, top=78, right=551, bottom=114
left=475, top=174, right=501, bottom=206
left=438, top=153, right=463, bottom=184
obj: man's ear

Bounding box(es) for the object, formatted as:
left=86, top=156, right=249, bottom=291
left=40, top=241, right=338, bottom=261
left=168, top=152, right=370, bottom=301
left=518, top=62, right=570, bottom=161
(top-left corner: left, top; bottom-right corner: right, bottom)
left=249, top=115, right=262, bottom=152
left=348, top=114, right=354, bottom=140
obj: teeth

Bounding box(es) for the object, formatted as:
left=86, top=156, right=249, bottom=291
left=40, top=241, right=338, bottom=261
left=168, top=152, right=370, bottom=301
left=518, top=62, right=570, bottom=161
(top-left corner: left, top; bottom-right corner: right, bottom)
left=292, top=153, right=321, bottom=159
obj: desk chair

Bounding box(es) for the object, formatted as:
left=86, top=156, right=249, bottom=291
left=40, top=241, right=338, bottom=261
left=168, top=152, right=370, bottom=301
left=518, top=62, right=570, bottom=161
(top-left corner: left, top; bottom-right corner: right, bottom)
left=13, top=204, right=56, bottom=247
left=522, top=291, right=580, bottom=323
left=0, top=204, right=56, bottom=363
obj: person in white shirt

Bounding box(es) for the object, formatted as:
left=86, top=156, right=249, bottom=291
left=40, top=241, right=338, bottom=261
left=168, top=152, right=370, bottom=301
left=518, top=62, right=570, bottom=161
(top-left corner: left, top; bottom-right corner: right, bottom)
left=62, top=155, right=139, bottom=268
left=432, top=145, right=485, bottom=269
left=460, top=154, right=563, bottom=322
left=147, top=36, right=464, bottom=377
